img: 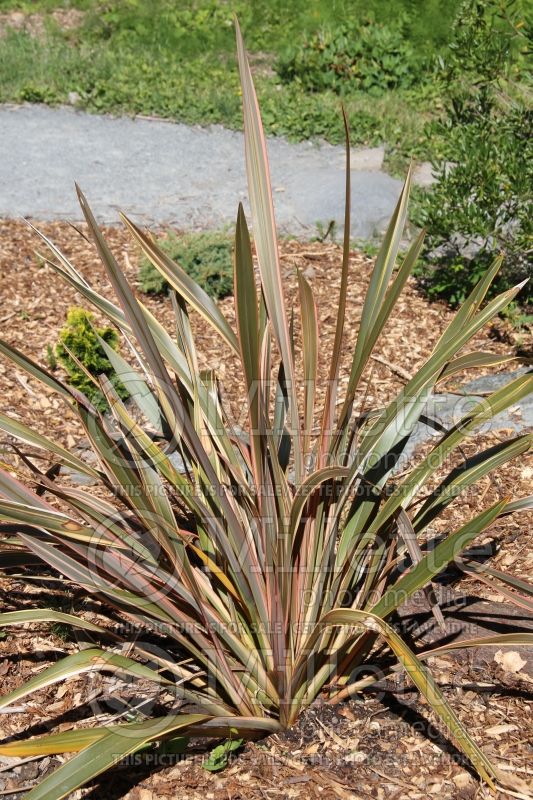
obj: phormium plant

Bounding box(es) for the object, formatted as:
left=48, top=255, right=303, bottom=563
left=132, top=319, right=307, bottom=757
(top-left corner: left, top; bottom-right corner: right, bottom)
left=0, top=21, right=531, bottom=800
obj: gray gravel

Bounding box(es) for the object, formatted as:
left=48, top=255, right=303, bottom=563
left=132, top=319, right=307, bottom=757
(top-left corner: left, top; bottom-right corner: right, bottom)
left=0, top=104, right=402, bottom=238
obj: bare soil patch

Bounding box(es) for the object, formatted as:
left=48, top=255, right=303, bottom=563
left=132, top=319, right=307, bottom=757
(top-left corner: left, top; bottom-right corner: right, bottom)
left=0, top=9, right=84, bottom=39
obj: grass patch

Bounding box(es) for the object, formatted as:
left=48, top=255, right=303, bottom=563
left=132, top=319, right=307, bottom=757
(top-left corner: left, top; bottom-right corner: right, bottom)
left=2, top=0, right=528, bottom=307
left=0, top=0, right=460, bottom=166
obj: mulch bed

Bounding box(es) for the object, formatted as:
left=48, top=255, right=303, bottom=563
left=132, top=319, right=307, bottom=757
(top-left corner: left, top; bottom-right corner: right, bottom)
left=0, top=219, right=531, bottom=799
left=0, top=219, right=528, bottom=450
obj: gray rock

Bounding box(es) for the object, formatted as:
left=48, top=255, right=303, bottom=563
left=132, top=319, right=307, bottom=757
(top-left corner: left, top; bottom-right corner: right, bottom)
left=59, top=466, right=98, bottom=486
left=412, top=161, right=436, bottom=188
left=397, top=369, right=532, bottom=468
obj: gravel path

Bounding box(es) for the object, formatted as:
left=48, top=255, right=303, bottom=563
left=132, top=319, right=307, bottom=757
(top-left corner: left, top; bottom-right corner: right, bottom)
left=0, top=104, right=402, bottom=237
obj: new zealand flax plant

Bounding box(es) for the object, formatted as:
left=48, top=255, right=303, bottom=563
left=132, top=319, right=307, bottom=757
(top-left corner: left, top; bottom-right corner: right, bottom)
left=0, top=22, right=532, bottom=799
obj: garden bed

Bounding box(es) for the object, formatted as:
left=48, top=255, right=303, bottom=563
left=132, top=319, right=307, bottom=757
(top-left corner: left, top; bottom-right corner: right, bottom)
left=0, top=219, right=531, bottom=799
left=0, top=219, right=528, bottom=450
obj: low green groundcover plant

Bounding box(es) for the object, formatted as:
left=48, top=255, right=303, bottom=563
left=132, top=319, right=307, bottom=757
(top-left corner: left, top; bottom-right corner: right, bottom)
left=277, top=18, right=424, bottom=95
left=138, top=230, right=233, bottom=299
left=54, top=307, right=130, bottom=411
left=0, top=22, right=531, bottom=800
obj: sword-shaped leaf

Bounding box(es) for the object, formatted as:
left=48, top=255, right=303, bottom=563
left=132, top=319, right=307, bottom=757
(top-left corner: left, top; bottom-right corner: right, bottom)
left=0, top=648, right=171, bottom=711
left=235, top=19, right=302, bottom=481
left=371, top=499, right=508, bottom=619
left=23, top=715, right=209, bottom=800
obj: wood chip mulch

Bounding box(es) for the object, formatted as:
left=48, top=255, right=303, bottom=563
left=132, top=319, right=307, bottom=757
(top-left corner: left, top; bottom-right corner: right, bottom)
left=0, top=219, right=528, bottom=448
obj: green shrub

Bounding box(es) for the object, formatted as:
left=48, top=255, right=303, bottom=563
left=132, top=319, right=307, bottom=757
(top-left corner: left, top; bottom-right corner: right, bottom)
left=277, top=18, right=425, bottom=95
left=55, top=307, right=129, bottom=410
left=412, top=0, right=532, bottom=307
left=138, top=231, right=234, bottom=299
